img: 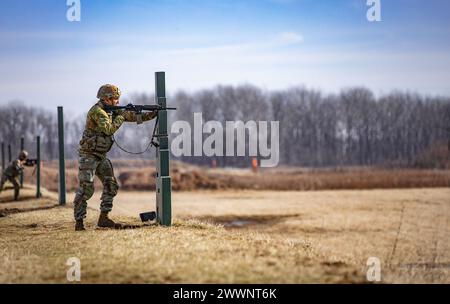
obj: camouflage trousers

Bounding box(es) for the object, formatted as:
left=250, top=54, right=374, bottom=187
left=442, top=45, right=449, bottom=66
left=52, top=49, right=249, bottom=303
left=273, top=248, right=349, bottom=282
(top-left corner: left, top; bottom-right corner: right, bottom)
left=73, top=154, right=119, bottom=221
left=0, top=174, right=20, bottom=200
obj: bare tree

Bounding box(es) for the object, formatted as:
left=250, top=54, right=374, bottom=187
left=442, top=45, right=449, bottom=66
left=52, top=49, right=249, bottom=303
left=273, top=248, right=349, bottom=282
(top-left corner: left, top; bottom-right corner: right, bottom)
left=1, top=86, right=449, bottom=168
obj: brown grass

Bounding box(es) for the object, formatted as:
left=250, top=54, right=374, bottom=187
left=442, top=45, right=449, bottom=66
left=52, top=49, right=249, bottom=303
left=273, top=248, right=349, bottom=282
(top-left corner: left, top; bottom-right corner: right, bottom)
left=24, top=159, right=450, bottom=192
left=0, top=185, right=59, bottom=217
left=1, top=187, right=449, bottom=283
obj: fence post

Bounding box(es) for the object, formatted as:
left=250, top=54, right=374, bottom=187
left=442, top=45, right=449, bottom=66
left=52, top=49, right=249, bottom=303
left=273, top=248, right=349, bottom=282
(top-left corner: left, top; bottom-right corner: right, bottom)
left=155, top=71, right=172, bottom=226
left=20, top=137, right=24, bottom=188
left=58, top=107, right=66, bottom=205
left=36, top=136, right=41, bottom=198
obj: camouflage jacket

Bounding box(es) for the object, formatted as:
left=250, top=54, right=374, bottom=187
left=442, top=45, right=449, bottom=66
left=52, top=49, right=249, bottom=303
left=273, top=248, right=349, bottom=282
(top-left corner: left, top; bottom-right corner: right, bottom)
left=3, top=159, right=24, bottom=177
left=78, top=101, right=157, bottom=158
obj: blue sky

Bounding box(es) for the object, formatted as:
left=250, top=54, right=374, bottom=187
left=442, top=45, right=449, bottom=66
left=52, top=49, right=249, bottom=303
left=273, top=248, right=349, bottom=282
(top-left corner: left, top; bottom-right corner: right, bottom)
left=1, top=0, right=450, bottom=114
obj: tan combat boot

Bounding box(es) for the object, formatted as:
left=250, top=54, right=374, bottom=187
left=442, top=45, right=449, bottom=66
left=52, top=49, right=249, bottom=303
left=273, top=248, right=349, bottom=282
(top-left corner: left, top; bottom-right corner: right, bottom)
left=75, top=220, right=85, bottom=231
left=97, top=212, right=122, bottom=229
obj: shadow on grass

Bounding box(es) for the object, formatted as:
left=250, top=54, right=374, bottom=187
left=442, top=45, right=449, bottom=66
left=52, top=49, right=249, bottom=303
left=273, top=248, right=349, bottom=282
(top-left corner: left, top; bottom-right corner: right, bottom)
left=0, top=195, right=39, bottom=204
left=0, top=205, right=60, bottom=217
left=0, top=185, right=42, bottom=204
left=95, top=223, right=150, bottom=230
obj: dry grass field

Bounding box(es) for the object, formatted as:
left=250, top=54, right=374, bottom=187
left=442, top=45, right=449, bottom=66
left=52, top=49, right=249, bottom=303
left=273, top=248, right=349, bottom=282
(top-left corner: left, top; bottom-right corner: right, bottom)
left=1, top=185, right=449, bottom=283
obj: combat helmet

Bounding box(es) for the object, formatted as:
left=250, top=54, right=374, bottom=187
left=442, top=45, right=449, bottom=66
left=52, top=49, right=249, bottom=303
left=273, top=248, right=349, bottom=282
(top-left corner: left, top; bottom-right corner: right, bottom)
left=19, top=150, right=28, bottom=160
left=97, top=84, right=121, bottom=100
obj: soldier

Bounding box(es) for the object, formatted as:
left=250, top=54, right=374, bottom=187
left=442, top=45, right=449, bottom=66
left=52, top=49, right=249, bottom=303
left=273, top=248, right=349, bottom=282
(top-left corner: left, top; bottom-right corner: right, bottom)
left=0, top=150, right=33, bottom=201
left=73, top=84, right=157, bottom=231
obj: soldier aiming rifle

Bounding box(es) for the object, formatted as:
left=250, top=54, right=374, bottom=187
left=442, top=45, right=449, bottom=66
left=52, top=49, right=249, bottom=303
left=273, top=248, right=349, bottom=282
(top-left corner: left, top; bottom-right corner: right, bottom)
left=0, top=150, right=36, bottom=201
left=72, top=84, right=175, bottom=231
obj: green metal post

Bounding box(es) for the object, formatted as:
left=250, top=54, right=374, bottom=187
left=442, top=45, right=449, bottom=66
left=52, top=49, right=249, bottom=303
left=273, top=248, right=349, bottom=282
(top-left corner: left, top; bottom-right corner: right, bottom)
left=36, top=136, right=41, bottom=198
left=155, top=71, right=172, bottom=226
left=20, top=137, right=24, bottom=187
left=1, top=142, right=4, bottom=171
left=57, top=107, right=66, bottom=205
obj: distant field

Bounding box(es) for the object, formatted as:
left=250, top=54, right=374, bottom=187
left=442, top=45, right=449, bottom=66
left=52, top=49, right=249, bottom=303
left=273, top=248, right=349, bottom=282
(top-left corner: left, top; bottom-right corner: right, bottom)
left=23, top=159, right=450, bottom=192
left=1, top=186, right=449, bottom=283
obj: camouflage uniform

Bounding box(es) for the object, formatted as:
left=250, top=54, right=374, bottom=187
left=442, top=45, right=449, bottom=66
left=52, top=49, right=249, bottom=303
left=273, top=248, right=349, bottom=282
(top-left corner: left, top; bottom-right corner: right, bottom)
left=0, top=159, right=24, bottom=200
left=73, top=100, right=156, bottom=221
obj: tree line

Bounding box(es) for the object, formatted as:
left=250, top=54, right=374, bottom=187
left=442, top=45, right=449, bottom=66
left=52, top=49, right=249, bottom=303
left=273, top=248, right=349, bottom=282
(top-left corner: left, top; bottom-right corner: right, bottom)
left=1, top=86, right=449, bottom=168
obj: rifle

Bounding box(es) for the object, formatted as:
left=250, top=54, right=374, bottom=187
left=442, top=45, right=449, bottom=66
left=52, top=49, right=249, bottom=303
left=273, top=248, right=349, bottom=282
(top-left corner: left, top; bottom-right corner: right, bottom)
left=103, top=103, right=177, bottom=152
left=22, top=158, right=38, bottom=176
left=24, top=159, right=37, bottom=167
left=103, top=103, right=176, bottom=113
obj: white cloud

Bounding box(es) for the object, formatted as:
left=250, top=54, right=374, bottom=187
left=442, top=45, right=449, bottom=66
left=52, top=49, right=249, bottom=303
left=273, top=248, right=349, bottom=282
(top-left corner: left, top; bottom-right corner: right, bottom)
left=1, top=31, right=450, bottom=114
left=168, top=31, right=304, bottom=56
left=277, top=32, right=304, bottom=45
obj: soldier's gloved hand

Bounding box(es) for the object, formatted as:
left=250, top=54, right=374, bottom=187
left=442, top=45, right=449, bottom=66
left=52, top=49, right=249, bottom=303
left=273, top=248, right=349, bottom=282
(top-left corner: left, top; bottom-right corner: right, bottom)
left=114, top=115, right=125, bottom=125
left=142, top=111, right=157, bottom=121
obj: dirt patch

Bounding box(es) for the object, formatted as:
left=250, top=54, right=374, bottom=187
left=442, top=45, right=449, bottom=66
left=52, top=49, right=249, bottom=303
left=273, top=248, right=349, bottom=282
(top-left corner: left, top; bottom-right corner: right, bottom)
left=196, top=214, right=302, bottom=228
